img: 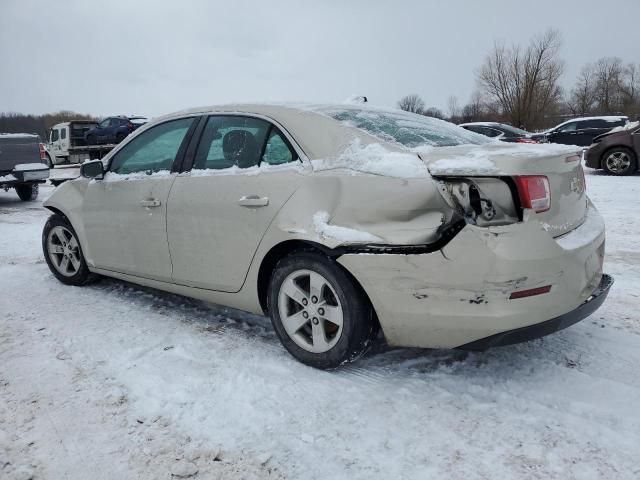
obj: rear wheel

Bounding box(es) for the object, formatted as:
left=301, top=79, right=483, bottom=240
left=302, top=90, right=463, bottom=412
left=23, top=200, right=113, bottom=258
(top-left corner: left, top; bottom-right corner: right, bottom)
left=267, top=251, right=378, bottom=369
left=602, top=147, right=637, bottom=175
left=42, top=215, right=96, bottom=286
left=15, top=183, right=39, bottom=201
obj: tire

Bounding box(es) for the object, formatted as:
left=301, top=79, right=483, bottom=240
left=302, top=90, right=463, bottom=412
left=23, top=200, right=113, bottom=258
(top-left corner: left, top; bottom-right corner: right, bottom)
left=602, top=147, right=637, bottom=176
left=42, top=214, right=97, bottom=286
left=15, top=183, right=39, bottom=201
left=267, top=251, right=378, bottom=369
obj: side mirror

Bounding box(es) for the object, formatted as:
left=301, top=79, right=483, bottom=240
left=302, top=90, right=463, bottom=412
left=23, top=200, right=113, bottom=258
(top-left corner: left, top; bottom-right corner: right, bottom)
left=80, top=160, right=105, bottom=180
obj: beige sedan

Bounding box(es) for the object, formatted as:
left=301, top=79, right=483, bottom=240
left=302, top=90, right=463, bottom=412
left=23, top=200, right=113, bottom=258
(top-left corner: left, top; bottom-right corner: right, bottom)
left=42, top=104, right=612, bottom=368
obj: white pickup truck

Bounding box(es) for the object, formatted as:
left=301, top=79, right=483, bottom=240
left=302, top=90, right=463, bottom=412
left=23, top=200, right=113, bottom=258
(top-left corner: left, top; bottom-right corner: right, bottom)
left=45, top=121, right=115, bottom=166
left=0, top=133, right=50, bottom=201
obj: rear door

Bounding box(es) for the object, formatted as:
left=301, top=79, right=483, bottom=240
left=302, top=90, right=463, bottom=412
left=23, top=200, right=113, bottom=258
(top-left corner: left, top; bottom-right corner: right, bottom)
left=82, top=116, right=197, bottom=282
left=166, top=114, right=305, bottom=292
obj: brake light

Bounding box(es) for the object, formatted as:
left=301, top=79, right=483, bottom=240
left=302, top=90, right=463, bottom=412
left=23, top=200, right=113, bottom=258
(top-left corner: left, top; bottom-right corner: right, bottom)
left=39, top=142, right=46, bottom=160
left=514, top=175, right=551, bottom=213
left=516, top=138, right=538, bottom=144
left=128, top=122, right=134, bottom=129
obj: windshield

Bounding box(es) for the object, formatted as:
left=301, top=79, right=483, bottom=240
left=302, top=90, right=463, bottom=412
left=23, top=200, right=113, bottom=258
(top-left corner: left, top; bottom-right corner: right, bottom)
left=318, top=107, right=491, bottom=148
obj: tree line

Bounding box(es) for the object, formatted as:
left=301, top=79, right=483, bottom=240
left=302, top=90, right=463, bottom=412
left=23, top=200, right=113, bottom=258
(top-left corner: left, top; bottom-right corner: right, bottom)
left=0, top=111, right=98, bottom=141
left=399, top=29, right=640, bottom=131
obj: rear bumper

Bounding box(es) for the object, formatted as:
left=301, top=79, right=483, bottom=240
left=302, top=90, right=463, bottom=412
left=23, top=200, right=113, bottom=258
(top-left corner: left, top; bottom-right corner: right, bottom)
left=338, top=201, right=607, bottom=349
left=459, top=274, right=613, bottom=350
left=0, top=163, right=49, bottom=184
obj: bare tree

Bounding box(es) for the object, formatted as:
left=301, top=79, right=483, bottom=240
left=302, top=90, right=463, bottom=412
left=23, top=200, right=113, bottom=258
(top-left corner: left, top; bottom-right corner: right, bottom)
left=567, top=64, right=596, bottom=116
left=592, top=57, right=625, bottom=114
left=397, top=94, right=425, bottom=114
left=423, top=107, right=444, bottom=120
left=447, top=95, right=460, bottom=120
left=477, top=29, right=564, bottom=130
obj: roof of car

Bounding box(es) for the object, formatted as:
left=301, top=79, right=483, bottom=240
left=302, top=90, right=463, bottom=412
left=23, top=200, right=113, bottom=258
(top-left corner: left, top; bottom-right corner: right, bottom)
left=148, top=103, right=406, bottom=160
left=458, top=122, right=503, bottom=127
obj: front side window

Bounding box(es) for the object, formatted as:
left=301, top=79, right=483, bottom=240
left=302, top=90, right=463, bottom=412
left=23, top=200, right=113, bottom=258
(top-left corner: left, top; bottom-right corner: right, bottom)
left=193, top=116, right=270, bottom=170
left=558, top=122, right=577, bottom=133
left=51, top=129, right=59, bottom=142
left=262, top=129, right=298, bottom=165
left=109, top=117, right=194, bottom=174
left=98, top=119, right=110, bottom=129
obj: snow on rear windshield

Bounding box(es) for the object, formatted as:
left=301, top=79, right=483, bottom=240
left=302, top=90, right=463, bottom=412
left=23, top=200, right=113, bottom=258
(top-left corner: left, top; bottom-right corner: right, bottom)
left=319, top=107, right=491, bottom=148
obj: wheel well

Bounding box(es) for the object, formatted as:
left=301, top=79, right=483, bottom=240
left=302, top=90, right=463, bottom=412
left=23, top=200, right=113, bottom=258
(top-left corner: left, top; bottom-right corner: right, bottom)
left=256, top=240, right=380, bottom=330
left=44, top=206, right=68, bottom=221
left=600, top=145, right=637, bottom=169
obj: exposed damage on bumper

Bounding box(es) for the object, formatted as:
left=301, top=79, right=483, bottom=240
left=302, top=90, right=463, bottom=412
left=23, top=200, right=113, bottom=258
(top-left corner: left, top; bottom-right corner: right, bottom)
left=337, top=202, right=608, bottom=349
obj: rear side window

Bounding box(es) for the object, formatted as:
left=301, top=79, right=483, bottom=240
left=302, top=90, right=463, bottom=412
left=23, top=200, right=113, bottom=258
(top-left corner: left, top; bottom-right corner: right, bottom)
left=262, top=129, right=298, bottom=165
left=193, top=116, right=270, bottom=170
left=558, top=122, right=577, bottom=133
left=109, top=117, right=194, bottom=174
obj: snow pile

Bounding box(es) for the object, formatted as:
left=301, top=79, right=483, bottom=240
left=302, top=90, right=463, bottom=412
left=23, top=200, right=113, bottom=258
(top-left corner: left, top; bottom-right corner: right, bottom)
left=13, top=163, right=48, bottom=171
left=0, top=132, right=38, bottom=138
left=312, top=139, right=430, bottom=178
left=313, top=211, right=382, bottom=243
left=0, top=174, right=16, bottom=182
left=428, top=153, right=500, bottom=176
left=608, top=121, right=640, bottom=134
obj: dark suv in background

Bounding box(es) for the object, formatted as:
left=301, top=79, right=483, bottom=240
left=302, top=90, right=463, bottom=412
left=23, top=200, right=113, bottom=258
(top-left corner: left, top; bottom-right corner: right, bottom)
left=535, top=116, right=628, bottom=146
left=85, top=116, right=147, bottom=145
left=585, top=121, right=640, bottom=175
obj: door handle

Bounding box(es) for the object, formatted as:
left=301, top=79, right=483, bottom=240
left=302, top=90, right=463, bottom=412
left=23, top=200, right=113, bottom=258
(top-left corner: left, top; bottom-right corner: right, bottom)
left=140, top=199, right=161, bottom=208
left=238, top=195, right=269, bottom=207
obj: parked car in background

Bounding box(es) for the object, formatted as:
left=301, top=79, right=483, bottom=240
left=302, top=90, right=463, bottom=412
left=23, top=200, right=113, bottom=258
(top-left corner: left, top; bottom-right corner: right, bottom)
left=85, top=116, right=147, bottom=145
left=459, top=122, right=539, bottom=143
left=47, top=121, right=115, bottom=166
left=42, top=104, right=611, bottom=368
left=534, top=116, right=628, bottom=146
left=585, top=121, right=640, bottom=175
left=0, top=133, right=49, bottom=200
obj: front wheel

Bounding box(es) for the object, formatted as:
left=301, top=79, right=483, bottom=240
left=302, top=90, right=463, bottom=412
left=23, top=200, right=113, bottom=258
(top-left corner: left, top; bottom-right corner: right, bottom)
left=267, top=251, right=378, bottom=369
left=602, top=147, right=637, bottom=175
left=15, top=183, right=39, bottom=201
left=42, top=215, right=96, bottom=286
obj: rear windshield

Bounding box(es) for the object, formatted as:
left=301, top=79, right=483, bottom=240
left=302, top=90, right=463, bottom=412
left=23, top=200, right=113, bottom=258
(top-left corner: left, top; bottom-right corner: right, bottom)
left=319, top=107, right=490, bottom=148
left=499, top=124, right=530, bottom=136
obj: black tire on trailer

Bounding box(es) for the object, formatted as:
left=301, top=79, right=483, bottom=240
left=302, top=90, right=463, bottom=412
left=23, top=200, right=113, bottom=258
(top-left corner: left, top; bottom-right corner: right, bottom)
left=267, top=251, right=379, bottom=369
left=15, top=183, right=39, bottom=201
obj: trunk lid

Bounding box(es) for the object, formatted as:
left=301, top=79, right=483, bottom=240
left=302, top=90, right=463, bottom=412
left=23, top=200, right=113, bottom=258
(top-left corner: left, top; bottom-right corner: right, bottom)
left=425, top=143, right=587, bottom=237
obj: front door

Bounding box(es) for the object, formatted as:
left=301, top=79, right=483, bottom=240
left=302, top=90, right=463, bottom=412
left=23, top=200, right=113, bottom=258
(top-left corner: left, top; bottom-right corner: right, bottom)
left=167, top=115, right=304, bottom=292
left=82, top=116, right=197, bottom=282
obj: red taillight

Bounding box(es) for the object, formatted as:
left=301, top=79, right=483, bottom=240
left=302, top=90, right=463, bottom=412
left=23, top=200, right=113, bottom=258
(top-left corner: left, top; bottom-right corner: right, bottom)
left=509, top=285, right=552, bottom=300
left=516, top=137, right=538, bottom=144
left=39, top=142, right=46, bottom=160
left=128, top=122, right=134, bottom=129
left=514, top=175, right=551, bottom=213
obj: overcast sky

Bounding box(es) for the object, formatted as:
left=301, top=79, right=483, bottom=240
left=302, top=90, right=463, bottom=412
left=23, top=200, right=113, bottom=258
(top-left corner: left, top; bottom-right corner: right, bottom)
left=1, top=0, right=639, bottom=118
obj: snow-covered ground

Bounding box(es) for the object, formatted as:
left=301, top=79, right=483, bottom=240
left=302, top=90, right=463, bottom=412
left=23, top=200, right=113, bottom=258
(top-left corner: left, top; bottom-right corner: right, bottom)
left=1, top=168, right=639, bottom=479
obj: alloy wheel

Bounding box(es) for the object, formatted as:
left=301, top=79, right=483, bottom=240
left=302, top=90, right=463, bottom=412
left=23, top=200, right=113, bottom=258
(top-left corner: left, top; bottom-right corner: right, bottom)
left=47, top=226, right=81, bottom=277
left=277, top=269, right=344, bottom=353
left=605, top=151, right=631, bottom=173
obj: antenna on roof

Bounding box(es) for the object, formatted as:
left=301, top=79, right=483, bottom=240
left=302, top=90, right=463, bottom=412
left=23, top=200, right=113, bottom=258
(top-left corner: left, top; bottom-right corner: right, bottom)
left=344, top=95, right=368, bottom=104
